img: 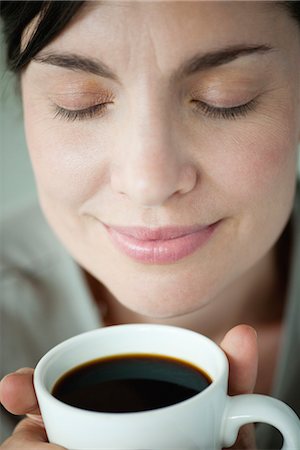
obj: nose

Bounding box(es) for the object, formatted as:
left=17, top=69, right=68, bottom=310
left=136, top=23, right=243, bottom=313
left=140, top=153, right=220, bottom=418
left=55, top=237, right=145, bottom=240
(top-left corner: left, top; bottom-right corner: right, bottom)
left=110, top=112, right=197, bottom=208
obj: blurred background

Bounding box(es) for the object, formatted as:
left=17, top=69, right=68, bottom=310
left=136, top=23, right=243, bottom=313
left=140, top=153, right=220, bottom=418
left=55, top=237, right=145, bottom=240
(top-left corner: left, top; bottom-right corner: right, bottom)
left=1, top=28, right=37, bottom=217
left=1, top=30, right=300, bottom=218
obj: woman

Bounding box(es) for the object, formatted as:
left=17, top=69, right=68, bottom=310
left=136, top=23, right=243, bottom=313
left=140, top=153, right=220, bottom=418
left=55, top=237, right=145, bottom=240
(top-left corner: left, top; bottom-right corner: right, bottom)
left=0, top=1, right=299, bottom=448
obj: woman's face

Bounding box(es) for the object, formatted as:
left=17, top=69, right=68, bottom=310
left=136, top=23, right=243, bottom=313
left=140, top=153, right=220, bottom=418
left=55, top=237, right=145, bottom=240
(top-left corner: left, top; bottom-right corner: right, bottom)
left=21, top=1, right=300, bottom=318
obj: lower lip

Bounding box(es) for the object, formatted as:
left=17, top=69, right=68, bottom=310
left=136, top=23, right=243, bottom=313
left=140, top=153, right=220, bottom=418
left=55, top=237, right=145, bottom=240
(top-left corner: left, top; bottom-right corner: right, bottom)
left=104, top=222, right=221, bottom=264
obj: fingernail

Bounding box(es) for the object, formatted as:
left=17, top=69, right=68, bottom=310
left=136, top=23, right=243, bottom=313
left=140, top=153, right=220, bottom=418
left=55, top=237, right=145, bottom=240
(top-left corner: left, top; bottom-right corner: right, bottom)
left=15, top=368, right=33, bottom=375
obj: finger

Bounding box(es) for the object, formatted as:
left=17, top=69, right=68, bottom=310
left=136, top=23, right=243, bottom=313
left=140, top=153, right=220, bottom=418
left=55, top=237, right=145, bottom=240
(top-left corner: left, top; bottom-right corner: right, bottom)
left=220, top=324, right=258, bottom=395
left=0, top=368, right=41, bottom=416
left=2, top=417, right=65, bottom=449
left=228, top=422, right=257, bottom=450
left=220, top=326, right=258, bottom=449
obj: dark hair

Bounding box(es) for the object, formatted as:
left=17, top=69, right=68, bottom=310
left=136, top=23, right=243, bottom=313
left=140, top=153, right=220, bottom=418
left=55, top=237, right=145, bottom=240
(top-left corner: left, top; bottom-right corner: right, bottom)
left=1, top=1, right=300, bottom=74
left=0, top=1, right=85, bottom=72
left=284, top=1, right=300, bottom=22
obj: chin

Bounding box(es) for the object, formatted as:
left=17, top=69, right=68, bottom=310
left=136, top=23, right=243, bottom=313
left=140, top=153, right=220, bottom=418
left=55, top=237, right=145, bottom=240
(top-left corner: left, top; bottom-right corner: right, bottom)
left=108, top=280, right=216, bottom=320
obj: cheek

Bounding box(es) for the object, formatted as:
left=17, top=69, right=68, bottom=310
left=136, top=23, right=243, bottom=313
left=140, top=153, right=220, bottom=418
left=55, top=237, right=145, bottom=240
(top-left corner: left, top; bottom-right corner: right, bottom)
left=209, top=120, right=298, bottom=207
left=202, top=116, right=298, bottom=261
left=23, top=110, right=110, bottom=208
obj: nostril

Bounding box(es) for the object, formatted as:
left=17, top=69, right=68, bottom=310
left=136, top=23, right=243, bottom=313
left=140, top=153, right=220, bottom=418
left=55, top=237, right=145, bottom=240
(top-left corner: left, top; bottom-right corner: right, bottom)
left=110, top=157, right=198, bottom=207
left=178, top=164, right=198, bottom=195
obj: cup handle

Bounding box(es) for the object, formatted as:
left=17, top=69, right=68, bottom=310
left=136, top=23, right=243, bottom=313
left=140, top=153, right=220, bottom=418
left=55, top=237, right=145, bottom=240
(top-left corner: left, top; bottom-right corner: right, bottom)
left=222, top=394, right=300, bottom=449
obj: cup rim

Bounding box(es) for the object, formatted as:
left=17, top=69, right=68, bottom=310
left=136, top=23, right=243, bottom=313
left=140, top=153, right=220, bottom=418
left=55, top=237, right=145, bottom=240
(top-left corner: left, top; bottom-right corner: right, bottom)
left=34, top=323, right=229, bottom=417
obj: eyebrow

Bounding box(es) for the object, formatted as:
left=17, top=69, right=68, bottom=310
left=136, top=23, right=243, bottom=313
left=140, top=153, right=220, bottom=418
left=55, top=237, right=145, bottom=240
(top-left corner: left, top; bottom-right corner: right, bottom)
left=176, top=44, right=273, bottom=80
left=33, top=52, right=118, bottom=80
left=33, top=44, right=274, bottom=82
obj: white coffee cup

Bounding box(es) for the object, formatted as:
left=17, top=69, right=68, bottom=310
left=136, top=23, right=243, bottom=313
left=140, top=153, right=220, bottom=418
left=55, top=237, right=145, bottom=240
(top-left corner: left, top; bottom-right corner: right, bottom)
left=34, top=324, right=300, bottom=450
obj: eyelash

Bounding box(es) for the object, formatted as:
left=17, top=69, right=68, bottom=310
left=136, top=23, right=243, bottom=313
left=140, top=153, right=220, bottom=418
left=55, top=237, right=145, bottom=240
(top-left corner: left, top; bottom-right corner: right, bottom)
left=193, top=99, right=257, bottom=120
left=52, top=98, right=257, bottom=122
left=53, top=103, right=108, bottom=121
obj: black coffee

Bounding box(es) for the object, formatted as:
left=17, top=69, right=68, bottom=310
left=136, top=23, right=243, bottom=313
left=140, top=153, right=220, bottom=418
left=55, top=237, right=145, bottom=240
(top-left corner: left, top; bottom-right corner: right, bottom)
left=52, top=353, right=212, bottom=413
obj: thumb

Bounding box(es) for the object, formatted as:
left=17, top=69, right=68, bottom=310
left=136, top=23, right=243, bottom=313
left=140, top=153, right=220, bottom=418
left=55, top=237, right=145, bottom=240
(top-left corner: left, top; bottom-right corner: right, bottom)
left=1, top=368, right=66, bottom=448
left=0, top=368, right=41, bottom=417
left=220, top=324, right=258, bottom=395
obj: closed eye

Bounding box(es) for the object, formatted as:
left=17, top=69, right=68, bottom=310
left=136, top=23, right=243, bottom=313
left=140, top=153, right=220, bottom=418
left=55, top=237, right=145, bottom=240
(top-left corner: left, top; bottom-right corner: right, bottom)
left=192, top=98, right=258, bottom=120
left=51, top=97, right=258, bottom=122
left=52, top=102, right=110, bottom=121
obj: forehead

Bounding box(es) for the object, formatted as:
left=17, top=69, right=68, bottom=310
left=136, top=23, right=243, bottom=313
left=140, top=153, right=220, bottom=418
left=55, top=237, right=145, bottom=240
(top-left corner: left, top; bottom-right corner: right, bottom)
left=39, top=1, right=289, bottom=55
left=27, top=1, right=297, bottom=84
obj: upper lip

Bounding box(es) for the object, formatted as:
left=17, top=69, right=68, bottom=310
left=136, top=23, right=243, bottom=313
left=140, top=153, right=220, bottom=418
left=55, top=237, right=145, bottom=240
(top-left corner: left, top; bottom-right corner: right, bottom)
left=103, top=223, right=217, bottom=241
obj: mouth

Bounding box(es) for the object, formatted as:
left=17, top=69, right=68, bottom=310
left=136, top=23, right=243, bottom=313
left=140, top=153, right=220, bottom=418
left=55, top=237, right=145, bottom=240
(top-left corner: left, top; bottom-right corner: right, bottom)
left=102, top=221, right=222, bottom=264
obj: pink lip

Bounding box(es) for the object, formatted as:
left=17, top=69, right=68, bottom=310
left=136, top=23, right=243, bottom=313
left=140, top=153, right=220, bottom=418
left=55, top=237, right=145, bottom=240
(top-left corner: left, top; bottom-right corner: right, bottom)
left=103, top=222, right=221, bottom=264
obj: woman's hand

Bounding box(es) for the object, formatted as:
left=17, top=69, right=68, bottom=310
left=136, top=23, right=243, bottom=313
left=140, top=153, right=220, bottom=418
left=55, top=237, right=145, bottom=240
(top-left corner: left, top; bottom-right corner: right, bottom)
left=0, top=368, right=65, bottom=449
left=220, top=324, right=259, bottom=449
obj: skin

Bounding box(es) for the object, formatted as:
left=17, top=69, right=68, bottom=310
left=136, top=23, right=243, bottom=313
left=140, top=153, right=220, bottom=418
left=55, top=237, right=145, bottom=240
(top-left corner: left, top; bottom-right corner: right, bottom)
left=1, top=1, right=300, bottom=448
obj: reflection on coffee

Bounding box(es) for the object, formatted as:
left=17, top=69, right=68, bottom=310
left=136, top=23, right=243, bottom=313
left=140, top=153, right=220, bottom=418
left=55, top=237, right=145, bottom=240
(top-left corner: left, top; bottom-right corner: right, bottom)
left=52, top=353, right=212, bottom=413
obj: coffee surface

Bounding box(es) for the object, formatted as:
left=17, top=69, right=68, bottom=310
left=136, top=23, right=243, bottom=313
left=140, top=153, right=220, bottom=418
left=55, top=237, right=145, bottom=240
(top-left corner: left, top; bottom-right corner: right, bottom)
left=52, top=353, right=212, bottom=413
